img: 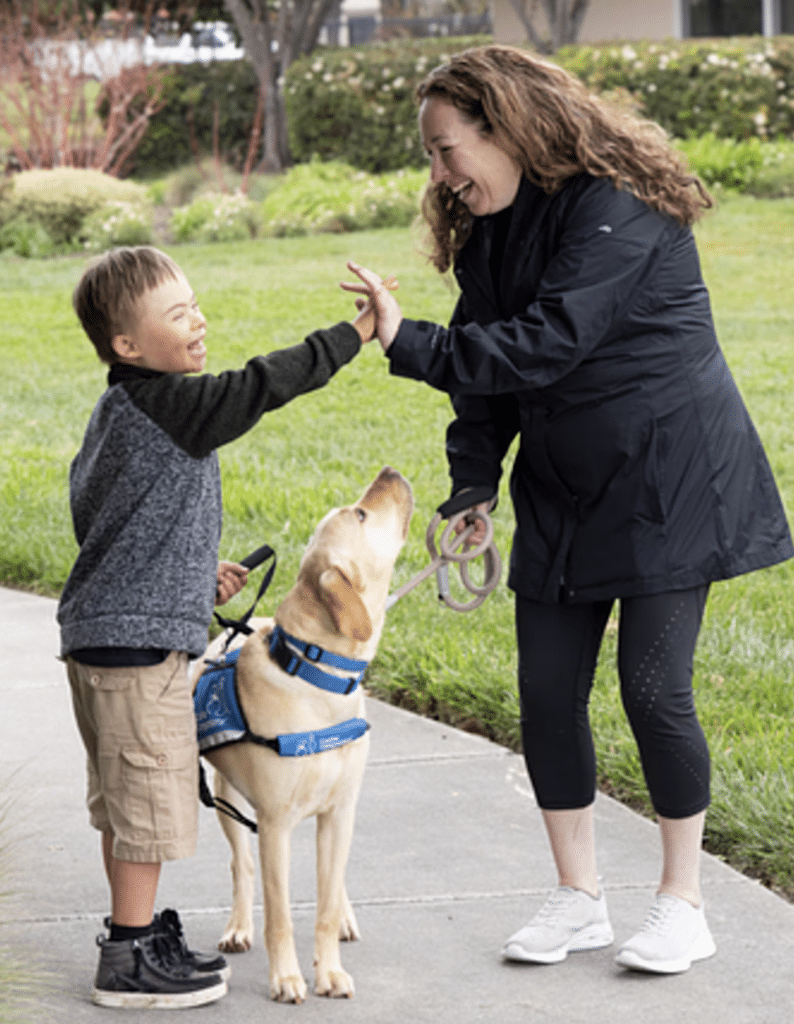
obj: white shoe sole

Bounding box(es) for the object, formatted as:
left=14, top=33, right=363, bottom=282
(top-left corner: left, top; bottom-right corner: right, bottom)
left=502, top=921, right=615, bottom=964
left=615, top=930, right=716, bottom=974
left=92, top=978, right=228, bottom=1008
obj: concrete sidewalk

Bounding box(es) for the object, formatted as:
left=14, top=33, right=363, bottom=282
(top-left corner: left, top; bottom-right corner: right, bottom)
left=1, top=585, right=792, bottom=1023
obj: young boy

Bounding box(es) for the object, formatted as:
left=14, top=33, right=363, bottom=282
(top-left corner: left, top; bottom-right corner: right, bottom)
left=58, top=245, right=371, bottom=1008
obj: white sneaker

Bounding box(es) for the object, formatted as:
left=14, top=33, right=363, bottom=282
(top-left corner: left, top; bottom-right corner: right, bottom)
left=616, top=894, right=716, bottom=974
left=501, top=886, right=614, bottom=964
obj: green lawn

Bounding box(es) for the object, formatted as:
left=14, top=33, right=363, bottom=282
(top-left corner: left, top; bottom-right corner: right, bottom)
left=2, top=195, right=793, bottom=896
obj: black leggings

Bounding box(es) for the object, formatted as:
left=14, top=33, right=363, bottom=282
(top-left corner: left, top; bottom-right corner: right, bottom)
left=515, top=587, right=710, bottom=820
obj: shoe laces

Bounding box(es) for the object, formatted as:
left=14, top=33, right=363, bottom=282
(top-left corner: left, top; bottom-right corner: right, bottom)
left=638, top=895, right=679, bottom=936
left=158, top=908, right=190, bottom=956
left=535, top=887, right=578, bottom=922
left=137, top=932, right=194, bottom=977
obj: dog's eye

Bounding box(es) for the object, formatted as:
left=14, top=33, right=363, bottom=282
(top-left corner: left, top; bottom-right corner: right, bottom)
left=356, top=508, right=367, bottom=523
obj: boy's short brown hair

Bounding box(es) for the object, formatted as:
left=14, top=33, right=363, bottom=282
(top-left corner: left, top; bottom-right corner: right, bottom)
left=73, top=246, right=182, bottom=363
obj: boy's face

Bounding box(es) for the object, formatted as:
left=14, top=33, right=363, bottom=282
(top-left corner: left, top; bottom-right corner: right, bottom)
left=111, top=272, right=208, bottom=374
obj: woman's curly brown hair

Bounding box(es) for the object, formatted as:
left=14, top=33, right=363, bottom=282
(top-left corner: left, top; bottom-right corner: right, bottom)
left=417, top=45, right=713, bottom=273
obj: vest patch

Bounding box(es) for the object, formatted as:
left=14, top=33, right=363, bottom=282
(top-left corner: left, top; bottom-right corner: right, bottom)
left=194, top=648, right=247, bottom=753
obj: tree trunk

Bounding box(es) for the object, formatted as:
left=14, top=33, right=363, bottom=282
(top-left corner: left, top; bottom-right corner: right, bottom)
left=224, top=0, right=343, bottom=172
left=508, top=0, right=590, bottom=54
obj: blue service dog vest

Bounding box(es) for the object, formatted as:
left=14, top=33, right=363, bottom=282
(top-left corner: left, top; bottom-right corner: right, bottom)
left=195, top=647, right=248, bottom=752
left=194, top=645, right=368, bottom=757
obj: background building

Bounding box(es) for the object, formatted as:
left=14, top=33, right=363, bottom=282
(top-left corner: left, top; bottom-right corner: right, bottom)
left=495, top=0, right=794, bottom=46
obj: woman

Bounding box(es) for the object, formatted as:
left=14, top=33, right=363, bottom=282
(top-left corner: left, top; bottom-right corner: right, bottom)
left=343, top=44, right=793, bottom=975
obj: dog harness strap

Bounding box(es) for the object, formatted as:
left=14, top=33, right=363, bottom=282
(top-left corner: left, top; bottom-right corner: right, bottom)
left=275, top=718, right=369, bottom=757
left=268, top=626, right=368, bottom=695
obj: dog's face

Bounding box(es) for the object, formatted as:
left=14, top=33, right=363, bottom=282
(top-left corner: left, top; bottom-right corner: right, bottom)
left=279, top=467, right=413, bottom=649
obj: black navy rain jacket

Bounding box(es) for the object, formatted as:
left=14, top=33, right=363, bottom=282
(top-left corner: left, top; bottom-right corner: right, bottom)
left=388, top=174, right=792, bottom=603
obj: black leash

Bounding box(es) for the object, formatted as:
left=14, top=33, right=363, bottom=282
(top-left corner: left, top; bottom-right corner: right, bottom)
left=199, top=763, right=259, bottom=833
left=200, top=542, right=277, bottom=833
left=213, top=544, right=277, bottom=652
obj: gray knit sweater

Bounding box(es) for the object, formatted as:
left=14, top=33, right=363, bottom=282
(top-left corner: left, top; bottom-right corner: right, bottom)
left=58, top=323, right=361, bottom=658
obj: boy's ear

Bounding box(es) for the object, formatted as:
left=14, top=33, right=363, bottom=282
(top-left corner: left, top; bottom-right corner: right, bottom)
left=110, top=334, right=140, bottom=362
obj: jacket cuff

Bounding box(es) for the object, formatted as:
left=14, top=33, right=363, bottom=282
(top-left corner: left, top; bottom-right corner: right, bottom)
left=387, top=318, right=441, bottom=381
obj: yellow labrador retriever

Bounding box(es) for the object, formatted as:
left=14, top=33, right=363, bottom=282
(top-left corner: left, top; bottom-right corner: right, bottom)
left=194, top=467, right=413, bottom=1002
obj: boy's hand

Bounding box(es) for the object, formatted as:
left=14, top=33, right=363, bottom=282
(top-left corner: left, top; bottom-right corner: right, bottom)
left=345, top=268, right=400, bottom=348
left=215, top=561, right=249, bottom=605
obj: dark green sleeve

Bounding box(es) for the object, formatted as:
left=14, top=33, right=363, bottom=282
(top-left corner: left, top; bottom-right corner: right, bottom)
left=123, top=323, right=361, bottom=458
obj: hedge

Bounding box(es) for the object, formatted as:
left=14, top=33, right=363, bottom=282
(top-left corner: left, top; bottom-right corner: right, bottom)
left=284, top=36, right=490, bottom=172
left=129, top=59, right=260, bottom=178
left=284, top=35, right=794, bottom=171
left=128, top=36, right=794, bottom=177
left=558, top=37, right=794, bottom=141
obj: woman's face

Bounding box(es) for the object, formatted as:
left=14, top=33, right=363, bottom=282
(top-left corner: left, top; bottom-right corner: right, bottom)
left=419, top=97, right=522, bottom=217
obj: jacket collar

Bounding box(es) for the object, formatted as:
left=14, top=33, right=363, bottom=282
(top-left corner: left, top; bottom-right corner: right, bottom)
left=108, top=362, right=166, bottom=386
left=456, top=176, right=551, bottom=316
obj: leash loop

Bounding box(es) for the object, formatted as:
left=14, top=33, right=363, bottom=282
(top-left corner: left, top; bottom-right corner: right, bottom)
left=387, top=493, right=502, bottom=613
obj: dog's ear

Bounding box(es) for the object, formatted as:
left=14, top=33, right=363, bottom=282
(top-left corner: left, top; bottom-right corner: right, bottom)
left=318, top=567, right=372, bottom=642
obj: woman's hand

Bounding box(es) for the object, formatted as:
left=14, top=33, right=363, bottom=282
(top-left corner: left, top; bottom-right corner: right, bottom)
left=215, top=561, right=249, bottom=606
left=341, top=262, right=403, bottom=352
left=454, top=502, right=493, bottom=546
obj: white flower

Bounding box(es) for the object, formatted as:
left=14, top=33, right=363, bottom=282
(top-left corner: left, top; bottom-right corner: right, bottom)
left=621, top=45, right=637, bottom=61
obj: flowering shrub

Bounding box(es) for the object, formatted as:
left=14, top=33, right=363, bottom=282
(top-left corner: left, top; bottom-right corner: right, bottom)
left=259, top=161, right=425, bottom=236
left=0, top=168, right=148, bottom=249
left=82, top=201, right=153, bottom=251
left=171, top=192, right=260, bottom=244
left=557, top=38, right=794, bottom=141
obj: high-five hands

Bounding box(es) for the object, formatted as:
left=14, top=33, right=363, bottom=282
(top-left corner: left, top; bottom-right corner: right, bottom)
left=343, top=262, right=404, bottom=351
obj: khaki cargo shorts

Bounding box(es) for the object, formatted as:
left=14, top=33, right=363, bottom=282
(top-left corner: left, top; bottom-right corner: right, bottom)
left=66, top=651, right=199, bottom=863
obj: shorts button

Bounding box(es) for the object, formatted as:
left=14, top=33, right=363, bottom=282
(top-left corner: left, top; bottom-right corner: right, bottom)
left=90, top=675, right=100, bottom=685
left=157, top=753, right=168, bottom=767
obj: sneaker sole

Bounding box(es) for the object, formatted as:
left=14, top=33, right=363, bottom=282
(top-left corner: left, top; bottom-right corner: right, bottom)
left=615, top=931, right=717, bottom=975
left=91, top=978, right=227, bottom=1009
left=502, top=922, right=615, bottom=964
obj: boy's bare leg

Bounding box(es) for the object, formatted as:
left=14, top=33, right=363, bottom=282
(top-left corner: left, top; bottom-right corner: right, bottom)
left=102, top=831, right=160, bottom=927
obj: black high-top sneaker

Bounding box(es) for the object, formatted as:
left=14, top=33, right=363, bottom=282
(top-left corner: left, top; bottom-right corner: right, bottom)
left=155, top=908, right=230, bottom=980
left=91, top=932, right=227, bottom=1009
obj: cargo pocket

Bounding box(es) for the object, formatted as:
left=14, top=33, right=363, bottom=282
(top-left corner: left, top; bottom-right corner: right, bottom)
left=115, top=738, right=199, bottom=850
left=86, top=667, right=136, bottom=692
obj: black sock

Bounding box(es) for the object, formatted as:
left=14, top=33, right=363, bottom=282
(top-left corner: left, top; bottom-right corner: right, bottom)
left=110, top=921, right=154, bottom=943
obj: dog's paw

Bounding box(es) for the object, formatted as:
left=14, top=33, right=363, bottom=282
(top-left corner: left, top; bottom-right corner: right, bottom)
left=339, top=896, right=361, bottom=942
left=338, top=916, right=361, bottom=942
left=315, top=967, right=355, bottom=999
left=218, top=927, right=253, bottom=953
left=270, top=974, right=308, bottom=1004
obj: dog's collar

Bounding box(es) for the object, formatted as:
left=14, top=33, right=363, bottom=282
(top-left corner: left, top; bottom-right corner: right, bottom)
left=268, top=625, right=368, bottom=695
